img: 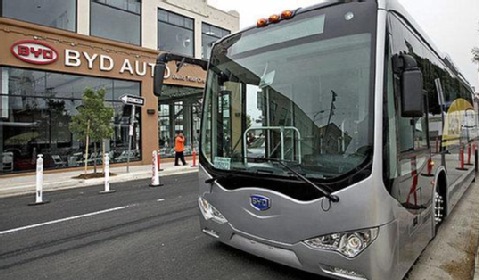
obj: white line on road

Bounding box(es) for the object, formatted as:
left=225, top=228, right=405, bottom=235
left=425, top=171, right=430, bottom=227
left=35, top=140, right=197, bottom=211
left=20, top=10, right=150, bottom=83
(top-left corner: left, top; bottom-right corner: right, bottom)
left=0, top=205, right=133, bottom=236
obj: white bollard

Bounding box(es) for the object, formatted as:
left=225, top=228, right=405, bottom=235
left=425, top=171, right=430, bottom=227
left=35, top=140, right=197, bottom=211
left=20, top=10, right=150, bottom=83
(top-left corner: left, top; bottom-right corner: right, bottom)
left=29, top=154, right=49, bottom=206
left=150, top=150, right=163, bottom=187
left=157, top=149, right=164, bottom=171
left=100, top=153, right=116, bottom=194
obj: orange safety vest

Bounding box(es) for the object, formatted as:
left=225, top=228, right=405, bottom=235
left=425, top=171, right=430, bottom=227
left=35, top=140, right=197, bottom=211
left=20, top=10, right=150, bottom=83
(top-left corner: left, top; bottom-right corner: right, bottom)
left=175, top=136, right=185, bottom=152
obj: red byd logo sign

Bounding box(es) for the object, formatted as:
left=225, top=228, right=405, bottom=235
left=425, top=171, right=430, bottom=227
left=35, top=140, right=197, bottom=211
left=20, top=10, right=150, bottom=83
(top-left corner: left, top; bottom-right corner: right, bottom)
left=11, top=40, right=59, bottom=65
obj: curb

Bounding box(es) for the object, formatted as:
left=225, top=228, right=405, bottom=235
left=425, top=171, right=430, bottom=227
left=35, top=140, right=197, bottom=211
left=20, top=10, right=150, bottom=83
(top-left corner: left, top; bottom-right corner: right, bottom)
left=0, top=167, right=198, bottom=199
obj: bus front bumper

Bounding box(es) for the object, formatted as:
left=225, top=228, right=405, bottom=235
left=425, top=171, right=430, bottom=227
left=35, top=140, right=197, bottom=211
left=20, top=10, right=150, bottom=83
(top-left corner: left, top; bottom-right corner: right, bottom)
left=200, top=214, right=398, bottom=280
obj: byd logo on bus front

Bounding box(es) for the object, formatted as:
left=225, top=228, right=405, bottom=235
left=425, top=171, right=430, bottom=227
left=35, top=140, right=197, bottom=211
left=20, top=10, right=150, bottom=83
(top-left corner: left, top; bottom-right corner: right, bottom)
left=250, top=195, right=271, bottom=211
left=10, top=40, right=59, bottom=65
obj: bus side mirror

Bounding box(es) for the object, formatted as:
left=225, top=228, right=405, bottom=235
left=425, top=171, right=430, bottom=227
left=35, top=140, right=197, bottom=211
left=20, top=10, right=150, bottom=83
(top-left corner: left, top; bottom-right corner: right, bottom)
left=153, top=64, right=166, bottom=97
left=395, top=54, right=424, bottom=118
left=153, top=52, right=208, bottom=97
left=401, top=68, right=423, bottom=117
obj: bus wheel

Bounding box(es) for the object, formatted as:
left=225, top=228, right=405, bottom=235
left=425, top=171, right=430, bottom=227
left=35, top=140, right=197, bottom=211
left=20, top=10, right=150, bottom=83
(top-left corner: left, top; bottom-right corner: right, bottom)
left=434, top=191, right=445, bottom=232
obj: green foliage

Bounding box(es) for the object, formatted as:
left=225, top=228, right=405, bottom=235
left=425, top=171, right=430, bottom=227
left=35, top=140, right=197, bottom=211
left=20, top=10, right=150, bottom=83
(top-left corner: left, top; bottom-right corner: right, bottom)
left=69, top=88, right=114, bottom=142
left=246, top=115, right=252, bottom=128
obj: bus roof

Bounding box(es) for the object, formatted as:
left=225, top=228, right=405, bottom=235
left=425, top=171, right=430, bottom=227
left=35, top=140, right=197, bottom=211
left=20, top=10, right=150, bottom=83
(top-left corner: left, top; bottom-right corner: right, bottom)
left=384, top=0, right=474, bottom=89
left=214, top=0, right=473, bottom=90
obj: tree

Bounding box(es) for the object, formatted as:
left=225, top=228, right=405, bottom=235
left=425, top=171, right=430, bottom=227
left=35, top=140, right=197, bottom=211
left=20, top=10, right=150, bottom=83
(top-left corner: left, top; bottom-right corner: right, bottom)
left=246, top=114, right=252, bottom=128
left=69, top=88, right=114, bottom=175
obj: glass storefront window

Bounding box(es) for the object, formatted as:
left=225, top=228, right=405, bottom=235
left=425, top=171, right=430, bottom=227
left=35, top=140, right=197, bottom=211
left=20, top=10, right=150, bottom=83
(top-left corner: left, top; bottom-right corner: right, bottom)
left=0, top=67, right=141, bottom=174
left=158, top=97, right=201, bottom=158
left=91, top=0, right=141, bottom=45
left=1, top=0, right=76, bottom=32
left=201, top=23, right=230, bottom=59
left=158, top=9, right=194, bottom=57
left=158, top=104, right=171, bottom=153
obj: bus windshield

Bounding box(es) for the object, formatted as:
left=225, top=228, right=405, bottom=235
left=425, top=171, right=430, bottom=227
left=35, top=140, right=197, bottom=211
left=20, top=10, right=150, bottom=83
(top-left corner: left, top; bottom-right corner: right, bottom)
left=201, top=3, right=376, bottom=179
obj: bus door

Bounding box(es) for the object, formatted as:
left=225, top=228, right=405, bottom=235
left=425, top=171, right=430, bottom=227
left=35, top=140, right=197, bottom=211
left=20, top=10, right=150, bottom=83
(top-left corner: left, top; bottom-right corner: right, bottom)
left=216, top=89, right=232, bottom=157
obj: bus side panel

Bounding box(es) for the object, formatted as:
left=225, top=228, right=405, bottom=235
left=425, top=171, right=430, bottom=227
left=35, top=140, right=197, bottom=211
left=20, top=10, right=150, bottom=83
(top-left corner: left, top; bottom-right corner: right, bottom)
left=386, top=8, right=478, bottom=278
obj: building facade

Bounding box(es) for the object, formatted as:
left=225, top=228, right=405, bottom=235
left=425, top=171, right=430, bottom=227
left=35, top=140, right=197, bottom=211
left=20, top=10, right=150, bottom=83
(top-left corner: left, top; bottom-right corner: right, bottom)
left=0, top=0, right=239, bottom=173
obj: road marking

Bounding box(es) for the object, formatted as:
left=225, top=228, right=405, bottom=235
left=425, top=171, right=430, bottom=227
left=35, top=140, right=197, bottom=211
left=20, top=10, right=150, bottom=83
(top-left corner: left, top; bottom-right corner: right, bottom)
left=0, top=205, right=132, bottom=236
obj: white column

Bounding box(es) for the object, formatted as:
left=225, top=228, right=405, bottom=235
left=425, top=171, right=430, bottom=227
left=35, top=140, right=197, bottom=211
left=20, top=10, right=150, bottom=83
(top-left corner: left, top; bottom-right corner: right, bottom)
left=77, top=0, right=91, bottom=35
left=141, top=0, right=158, bottom=49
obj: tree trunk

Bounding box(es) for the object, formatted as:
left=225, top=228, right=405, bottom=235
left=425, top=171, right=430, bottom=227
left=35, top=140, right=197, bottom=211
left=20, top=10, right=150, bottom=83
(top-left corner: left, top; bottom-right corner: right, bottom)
left=93, top=142, right=97, bottom=174
left=102, top=140, right=105, bottom=174
left=84, top=120, right=90, bottom=175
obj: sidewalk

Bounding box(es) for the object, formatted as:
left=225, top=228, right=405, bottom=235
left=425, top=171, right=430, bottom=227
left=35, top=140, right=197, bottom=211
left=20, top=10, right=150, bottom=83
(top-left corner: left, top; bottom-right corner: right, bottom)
left=406, top=181, right=479, bottom=280
left=0, top=157, right=198, bottom=199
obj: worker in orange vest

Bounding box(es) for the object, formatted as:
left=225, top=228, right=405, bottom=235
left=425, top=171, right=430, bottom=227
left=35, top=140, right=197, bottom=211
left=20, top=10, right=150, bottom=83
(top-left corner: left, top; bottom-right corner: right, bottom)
left=174, top=132, right=187, bottom=166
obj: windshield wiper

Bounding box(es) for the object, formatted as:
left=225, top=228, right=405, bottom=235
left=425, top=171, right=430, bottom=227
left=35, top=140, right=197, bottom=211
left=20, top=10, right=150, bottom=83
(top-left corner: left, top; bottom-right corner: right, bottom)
left=205, top=173, right=233, bottom=184
left=245, top=157, right=339, bottom=203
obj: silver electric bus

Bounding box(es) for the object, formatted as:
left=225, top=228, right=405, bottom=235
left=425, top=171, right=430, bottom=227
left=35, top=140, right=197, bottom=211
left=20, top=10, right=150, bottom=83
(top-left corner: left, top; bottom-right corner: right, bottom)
left=153, top=0, right=478, bottom=279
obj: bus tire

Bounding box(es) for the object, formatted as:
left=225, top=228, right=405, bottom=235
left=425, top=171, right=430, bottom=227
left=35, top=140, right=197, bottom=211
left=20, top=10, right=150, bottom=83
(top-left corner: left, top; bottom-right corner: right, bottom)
left=433, top=177, right=447, bottom=236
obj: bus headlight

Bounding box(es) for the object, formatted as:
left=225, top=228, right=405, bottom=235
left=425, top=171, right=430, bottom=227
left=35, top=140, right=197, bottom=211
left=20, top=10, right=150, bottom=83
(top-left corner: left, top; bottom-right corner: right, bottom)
left=198, top=197, right=228, bottom=224
left=303, top=227, right=379, bottom=258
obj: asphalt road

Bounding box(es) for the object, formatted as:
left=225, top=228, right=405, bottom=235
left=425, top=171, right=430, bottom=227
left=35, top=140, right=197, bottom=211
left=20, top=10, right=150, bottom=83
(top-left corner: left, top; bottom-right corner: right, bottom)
left=1, top=173, right=477, bottom=280
left=0, top=173, right=326, bottom=280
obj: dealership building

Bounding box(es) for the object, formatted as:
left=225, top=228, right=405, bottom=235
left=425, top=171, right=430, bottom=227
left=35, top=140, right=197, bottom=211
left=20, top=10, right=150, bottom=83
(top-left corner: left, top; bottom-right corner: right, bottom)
left=0, top=0, right=239, bottom=173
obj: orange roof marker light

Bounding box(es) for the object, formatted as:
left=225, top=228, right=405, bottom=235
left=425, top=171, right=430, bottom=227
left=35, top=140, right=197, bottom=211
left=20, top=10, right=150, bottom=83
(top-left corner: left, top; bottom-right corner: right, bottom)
left=257, top=18, right=268, bottom=27
left=257, top=9, right=296, bottom=27
left=268, top=14, right=281, bottom=24
left=281, top=10, right=294, bottom=19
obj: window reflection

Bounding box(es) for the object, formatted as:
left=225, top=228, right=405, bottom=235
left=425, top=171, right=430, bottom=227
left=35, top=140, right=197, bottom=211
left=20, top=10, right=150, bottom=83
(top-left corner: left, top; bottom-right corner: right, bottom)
left=201, top=23, right=230, bottom=59
left=91, top=0, right=141, bottom=45
left=0, top=67, right=141, bottom=173
left=94, top=0, right=140, bottom=13
left=158, top=9, right=194, bottom=57
left=2, top=0, right=76, bottom=32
